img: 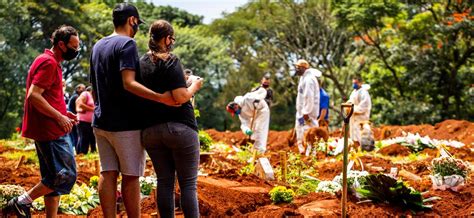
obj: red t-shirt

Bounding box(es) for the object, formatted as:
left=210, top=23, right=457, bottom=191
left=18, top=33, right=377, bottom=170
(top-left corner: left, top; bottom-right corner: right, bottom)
left=22, top=49, right=67, bottom=141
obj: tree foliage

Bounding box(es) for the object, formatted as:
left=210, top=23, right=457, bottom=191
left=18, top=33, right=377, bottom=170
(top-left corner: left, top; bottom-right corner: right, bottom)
left=334, top=0, right=473, bottom=124
left=0, top=0, right=472, bottom=138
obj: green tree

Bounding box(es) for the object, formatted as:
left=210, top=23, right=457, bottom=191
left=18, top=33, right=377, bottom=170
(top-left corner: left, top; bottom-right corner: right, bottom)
left=334, top=0, right=473, bottom=124
left=211, top=0, right=358, bottom=129
left=172, top=26, right=234, bottom=130
left=0, top=1, right=38, bottom=137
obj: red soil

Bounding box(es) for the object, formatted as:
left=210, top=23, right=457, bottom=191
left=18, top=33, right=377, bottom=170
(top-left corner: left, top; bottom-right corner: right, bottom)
left=1, top=119, right=473, bottom=217
left=377, top=143, right=412, bottom=156
left=374, top=119, right=474, bottom=145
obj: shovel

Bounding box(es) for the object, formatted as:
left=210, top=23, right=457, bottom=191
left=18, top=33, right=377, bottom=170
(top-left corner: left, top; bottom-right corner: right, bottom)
left=249, top=100, right=260, bottom=162
left=340, top=103, right=354, bottom=218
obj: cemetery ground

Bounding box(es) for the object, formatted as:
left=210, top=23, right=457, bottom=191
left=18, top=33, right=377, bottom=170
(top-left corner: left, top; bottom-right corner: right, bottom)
left=1, top=119, right=473, bottom=217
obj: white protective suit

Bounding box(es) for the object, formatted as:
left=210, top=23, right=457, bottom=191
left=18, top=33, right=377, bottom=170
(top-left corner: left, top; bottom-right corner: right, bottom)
left=234, top=88, right=270, bottom=153
left=348, top=85, right=372, bottom=142
left=295, top=69, right=320, bottom=153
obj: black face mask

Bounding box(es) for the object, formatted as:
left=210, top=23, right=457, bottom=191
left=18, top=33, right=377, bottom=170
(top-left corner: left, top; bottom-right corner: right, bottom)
left=262, top=84, right=269, bottom=88
left=62, top=45, right=79, bottom=61
left=166, top=40, right=174, bottom=52
left=132, top=23, right=139, bottom=36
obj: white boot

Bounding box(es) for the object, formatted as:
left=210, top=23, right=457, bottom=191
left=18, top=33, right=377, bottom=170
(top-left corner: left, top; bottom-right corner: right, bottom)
left=298, top=143, right=305, bottom=154
left=305, top=144, right=312, bottom=156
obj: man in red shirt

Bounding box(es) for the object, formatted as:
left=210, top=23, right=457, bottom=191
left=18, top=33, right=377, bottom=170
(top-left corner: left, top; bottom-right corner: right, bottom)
left=2, top=25, right=80, bottom=218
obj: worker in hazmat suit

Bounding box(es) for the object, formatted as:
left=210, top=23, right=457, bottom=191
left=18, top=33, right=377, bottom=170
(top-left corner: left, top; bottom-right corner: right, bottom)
left=226, top=88, right=270, bottom=153
left=294, top=59, right=320, bottom=154
left=347, top=75, right=372, bottom=146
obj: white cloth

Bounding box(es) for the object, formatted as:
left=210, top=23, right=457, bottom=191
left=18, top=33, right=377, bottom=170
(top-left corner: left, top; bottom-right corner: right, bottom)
left=348, top=86, right=372, bottom=142
left=234, top=88, right=270, bottom=153
left=295, top=69, right=320, bottom=153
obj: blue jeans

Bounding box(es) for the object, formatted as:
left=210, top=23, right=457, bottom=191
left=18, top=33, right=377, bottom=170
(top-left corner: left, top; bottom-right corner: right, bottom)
left=142, top=122, right=200, bottom=218
left=35, top=135, right=77, bottom=196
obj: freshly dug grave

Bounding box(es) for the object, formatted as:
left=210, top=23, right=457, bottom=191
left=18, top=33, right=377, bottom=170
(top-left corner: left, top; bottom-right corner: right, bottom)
left=374, top=119, right=474, bottom=145
left=377, top=143, right=412, bottom=156
left=208, top=119, right=474, bottom=151
left=2, top=119, right=474, bottom=217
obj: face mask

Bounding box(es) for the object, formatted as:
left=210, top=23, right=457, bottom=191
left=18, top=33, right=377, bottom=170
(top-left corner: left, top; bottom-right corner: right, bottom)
left=132, top=23, right=139, bottom=37
left=235, top=108, right=241, bottom=115
left=352, top=83, right=359, bottom=89
left=262, top=84, right=269, bottom=88
left=62, top=45, right=79, bottom=61
left=166, top=40, right=174, bottom=52
left=296, top=68, right=305, bottom=75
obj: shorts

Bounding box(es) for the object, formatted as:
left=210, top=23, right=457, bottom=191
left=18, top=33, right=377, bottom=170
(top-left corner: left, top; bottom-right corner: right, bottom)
left=35, top=135, right=77, bottom=196
left=93, top=128, right=145, bottom=176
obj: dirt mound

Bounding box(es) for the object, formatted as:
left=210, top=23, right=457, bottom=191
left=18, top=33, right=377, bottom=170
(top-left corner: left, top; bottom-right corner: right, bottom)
left=377, top=144, right=412, bottom=156
left=197, top=177, right=272, bottom=216
left=375, top=120, right=474, bottom=145
left=206, top=129, right=292, bottom=149
left=424, top=182, right=474, bottom=216
left=0, top=162, right=39, bottom=189
left=449, top=146, right=474, bottom=162
left=208, top=120, right=474, bottom=155
left=206, top=129, right=247, bottom=146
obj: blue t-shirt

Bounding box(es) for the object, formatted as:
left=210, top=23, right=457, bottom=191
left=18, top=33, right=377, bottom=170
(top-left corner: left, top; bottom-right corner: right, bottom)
left=90, top=35, right=143, bottom=131
left=319, top=88, right=330, bottom=120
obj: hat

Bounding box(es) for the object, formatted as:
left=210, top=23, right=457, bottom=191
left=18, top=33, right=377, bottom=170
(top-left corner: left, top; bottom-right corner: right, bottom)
left=226, top=102, right=238, bottom=117
left=234, top=96, right=244, bottom=106
left=295, top=59, right=310, bottom=68
left=113, top=3, right=145, bottom=24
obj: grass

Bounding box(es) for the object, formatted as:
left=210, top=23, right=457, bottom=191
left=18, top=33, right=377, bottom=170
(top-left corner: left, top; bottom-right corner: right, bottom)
left=372, top=152, right=430, bottom=164
left=76, top=152, right=99, bottom=161
left=0, top=150, right=38, bottom=165
left=235, top=143, right=254, bottom=163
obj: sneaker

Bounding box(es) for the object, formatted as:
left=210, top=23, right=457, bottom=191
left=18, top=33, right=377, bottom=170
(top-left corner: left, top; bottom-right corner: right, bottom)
left=2, top=197, right=31, bottom=218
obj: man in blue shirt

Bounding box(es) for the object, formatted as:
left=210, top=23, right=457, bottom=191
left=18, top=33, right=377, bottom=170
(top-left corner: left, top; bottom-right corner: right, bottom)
left=316, top=72, right=330, bottom=125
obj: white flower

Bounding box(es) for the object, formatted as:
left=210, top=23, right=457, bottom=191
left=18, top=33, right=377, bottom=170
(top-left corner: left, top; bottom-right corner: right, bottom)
left=316, top=181, right=342, bottom=194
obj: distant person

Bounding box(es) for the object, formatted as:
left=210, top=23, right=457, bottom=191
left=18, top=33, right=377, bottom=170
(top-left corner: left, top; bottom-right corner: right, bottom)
left=347, top=75, right=372, bottom=146
left=68, top=83, right=86, bottom=150
left=76, top=86, right=96, bottom=154
left=226, top=87, right=269, bottom=153
left=62, top=79, right=70, bottom=105
left=251, top=75, right=273, bottom=107
left=89, top=3, right=176, bottom=218
left=140, top=20, right=203, bottom=218
left=2, top=25, right=80, bottom=218
left=294, top=59, right=320, bottom=154
left=315, top=72, right=329, bottom=127
left=68, top=84, right=86, bottom=113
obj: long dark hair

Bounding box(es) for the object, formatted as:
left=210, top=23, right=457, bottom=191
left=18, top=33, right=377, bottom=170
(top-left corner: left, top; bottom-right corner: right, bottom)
left=148, top=20, right=174, bottom=62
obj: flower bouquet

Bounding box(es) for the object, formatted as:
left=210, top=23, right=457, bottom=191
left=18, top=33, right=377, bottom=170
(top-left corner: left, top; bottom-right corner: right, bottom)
left=333, top=170, right=369, bottom=198
left=140, top=176, right=157, bottom=196
left=430, top=156, right=469, bottom=192
left=315, top=181, right=342, bottom=195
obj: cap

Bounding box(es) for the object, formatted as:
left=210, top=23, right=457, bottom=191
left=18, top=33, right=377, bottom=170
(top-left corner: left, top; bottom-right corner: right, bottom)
left=226, top=102, right=238, bottom=117
left=295, top=59, right=310, bottom=68
left=113, top=3, right=145, bottom=24
left=234, top=96, right=244, bottom=106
